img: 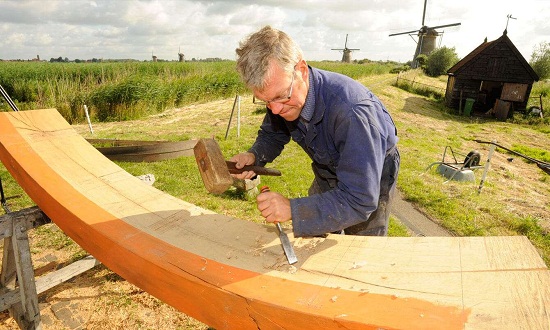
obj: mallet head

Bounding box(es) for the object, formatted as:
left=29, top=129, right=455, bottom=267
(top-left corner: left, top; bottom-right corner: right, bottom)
left=193, top=138, right=233, bottom=194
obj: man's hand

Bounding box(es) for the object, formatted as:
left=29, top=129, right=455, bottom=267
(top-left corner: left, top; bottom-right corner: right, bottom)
left=257, top=190, right=291, bottom=223
left=229, top=152, right=257, bottom=180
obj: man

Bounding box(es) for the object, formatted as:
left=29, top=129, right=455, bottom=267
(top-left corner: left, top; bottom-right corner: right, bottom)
left=231, top=26, right=399, bottom=237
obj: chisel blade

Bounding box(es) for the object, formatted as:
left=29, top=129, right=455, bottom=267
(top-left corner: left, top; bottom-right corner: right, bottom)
left=259, top=186, right=297, bottom=265
left=276, top=223, right=298, bottom=264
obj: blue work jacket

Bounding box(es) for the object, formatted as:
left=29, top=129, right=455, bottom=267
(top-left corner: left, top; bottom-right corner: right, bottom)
left=249, top=67, right=398, bottom=237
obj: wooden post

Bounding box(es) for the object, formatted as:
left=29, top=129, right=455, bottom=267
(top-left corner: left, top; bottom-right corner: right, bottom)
left=224, top=95, right=239, bottom=140
left=478, top=142, right=496, bottom=194
left=83, top=105, right=93, bottom=135
left=459, top=89, right=463, bottom=115
left=540, top=94, right=544, bottom=117
left=237, top=95, right=241, bottom=138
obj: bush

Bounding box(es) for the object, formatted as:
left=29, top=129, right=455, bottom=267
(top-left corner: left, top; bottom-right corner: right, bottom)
left=530, top=42, right=550, bottom=80
left=424, top=47, right=459, bottom=77
left=415, top=54, right=428, bottom=71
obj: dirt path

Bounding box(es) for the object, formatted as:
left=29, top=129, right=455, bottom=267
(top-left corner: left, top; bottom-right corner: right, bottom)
left=392, top=190, right=452, bottom=237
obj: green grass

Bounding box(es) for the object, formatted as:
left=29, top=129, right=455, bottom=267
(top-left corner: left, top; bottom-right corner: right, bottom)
left=393, top=77, right=445, bottom=101
left=528, top=79, right=550, bottom=110
left=510, top=144, right=550, bottom=163
left=388, top=216, right=411, bottom=237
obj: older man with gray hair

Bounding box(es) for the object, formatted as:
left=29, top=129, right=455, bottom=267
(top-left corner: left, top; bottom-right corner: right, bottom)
left=230, top=26, right=400, bottom=237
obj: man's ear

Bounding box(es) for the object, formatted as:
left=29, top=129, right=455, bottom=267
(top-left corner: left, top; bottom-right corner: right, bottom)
left=296, top=59, right=308, bottom=81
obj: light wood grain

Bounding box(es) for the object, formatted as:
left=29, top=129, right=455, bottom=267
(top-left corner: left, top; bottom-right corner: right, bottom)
left=0, top=109, right=548, bottom=329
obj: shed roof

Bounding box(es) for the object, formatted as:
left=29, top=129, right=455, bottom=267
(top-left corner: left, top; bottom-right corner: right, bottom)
left=447, top=30, right=539, bottom=81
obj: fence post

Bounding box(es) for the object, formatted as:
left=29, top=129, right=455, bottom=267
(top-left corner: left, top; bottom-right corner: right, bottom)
left=84, top=105, right=94, bottom=135
left=225, top=95, right=239, bottom=140
left=237, top=96, right=241, bottom=138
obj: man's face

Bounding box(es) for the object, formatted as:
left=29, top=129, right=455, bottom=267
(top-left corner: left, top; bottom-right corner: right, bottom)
left=254, top=59, right=308, bottom=122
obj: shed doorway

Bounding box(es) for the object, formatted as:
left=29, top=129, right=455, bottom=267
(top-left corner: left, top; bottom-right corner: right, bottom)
left=478, top=81, right=503, bottom=112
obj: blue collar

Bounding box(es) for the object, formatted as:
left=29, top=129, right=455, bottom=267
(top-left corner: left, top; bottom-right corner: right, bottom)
left=300, top=67, right=315, bottom=123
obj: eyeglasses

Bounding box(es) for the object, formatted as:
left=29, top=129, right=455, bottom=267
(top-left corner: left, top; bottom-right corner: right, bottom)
left=253, top=70, right=296, bottom=106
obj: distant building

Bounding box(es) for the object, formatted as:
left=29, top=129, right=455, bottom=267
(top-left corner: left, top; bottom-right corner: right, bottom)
left=445, top=30, right=539, bottom=119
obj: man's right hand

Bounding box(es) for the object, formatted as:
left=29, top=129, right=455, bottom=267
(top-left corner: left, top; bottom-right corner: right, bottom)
left=229, top=152, right=257, bottom=180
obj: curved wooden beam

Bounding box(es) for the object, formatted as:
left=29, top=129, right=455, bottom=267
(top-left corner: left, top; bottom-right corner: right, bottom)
left=86, top=138, right=197, bottom=162
left=0, top=109, right=548, bottom=329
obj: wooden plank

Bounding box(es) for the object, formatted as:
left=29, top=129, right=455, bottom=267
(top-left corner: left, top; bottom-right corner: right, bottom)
left=35, top=255, right=100, bottom=294
left=0, top=109, right=549, bottom=329
left=501, top=83, right=528, bottom=102
left=494, top=99, right=511, bottom=120
left=1, top=256, right=100, bottom=312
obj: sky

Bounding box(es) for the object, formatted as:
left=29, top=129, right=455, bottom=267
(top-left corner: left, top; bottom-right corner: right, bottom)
left=0, top=0, right=549, bottom=63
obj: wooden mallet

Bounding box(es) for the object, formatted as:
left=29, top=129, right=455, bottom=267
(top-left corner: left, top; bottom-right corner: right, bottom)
left=193, top=138, right=281, bottom=194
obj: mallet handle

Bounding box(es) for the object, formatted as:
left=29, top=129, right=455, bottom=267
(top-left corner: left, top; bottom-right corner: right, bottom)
left=226, top=161, right=281, bottom=176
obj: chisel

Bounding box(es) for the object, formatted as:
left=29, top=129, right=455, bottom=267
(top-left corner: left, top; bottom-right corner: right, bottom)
left=260, top=186, right=298, bottom=265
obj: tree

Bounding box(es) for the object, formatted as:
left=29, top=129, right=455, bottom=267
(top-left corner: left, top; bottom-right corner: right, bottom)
left=415, top=54, right=428, bottom=70
left=424, top=46, right=459, bottom=77
left=530, top=41, right=550, bottom=80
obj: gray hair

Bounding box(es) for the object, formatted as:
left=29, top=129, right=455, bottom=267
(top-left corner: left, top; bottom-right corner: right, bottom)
left=235, top=26, right=303, bottom=90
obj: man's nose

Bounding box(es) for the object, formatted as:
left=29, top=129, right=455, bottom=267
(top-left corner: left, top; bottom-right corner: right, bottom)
left=268, top=102, right=284, bottom=114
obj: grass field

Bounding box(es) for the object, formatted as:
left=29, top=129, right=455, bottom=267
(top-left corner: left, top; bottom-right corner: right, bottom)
left=0, top=61, right=397, bottom=123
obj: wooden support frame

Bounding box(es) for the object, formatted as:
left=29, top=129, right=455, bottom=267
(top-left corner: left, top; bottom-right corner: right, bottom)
left=0, top=207, right=100, bottom=329
left=1, top=207, right=49, bottom=329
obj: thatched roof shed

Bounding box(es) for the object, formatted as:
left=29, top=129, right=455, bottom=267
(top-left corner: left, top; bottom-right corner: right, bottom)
left=445, top=31, right=539, bottom=119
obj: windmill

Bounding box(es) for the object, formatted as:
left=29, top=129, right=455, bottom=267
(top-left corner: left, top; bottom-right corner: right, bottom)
left=331, top=34, right=360, bottom=63
left=389, top=0, right=460, bottom=67
left=178, top=46, right=185, bottom=62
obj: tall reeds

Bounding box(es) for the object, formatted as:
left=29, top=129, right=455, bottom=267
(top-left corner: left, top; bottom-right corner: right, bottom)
left=0, top=60, right=395, bottom=123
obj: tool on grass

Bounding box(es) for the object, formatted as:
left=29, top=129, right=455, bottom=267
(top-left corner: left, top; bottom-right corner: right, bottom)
left=475, top=140, right=550, bottom=175
left=424, top=146, right=485, bottom=183
left=259, top=186, right=297, bottom=265
left=193, top=138, right=281, bottom=194
left=477, top=142, right=496, bottom=194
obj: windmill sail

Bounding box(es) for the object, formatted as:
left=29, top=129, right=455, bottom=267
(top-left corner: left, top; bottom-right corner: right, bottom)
left=389, top=0, right=460, bottom=67
left=331, top=34, right=360, bottom=63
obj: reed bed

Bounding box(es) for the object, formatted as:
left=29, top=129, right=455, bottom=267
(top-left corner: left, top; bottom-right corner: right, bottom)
left=0, top=60, right=396, bottom=123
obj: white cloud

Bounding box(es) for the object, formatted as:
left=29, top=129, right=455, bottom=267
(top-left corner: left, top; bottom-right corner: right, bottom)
left=0, top=0, right=547, bottom=63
